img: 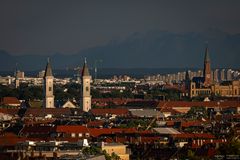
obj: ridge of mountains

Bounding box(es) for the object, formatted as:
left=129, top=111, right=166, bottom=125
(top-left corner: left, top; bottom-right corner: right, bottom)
left=0, top=29, right=240, bottom=71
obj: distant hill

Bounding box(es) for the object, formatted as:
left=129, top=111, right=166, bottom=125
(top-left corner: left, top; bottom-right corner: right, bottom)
left=0, top=28, right=240, bottom=71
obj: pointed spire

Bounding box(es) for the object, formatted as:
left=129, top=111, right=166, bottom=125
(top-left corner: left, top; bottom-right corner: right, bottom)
left=204, top=43, right=210, bottom=62
left=82, top=58, right=90, bottom=77
left=44, top=58, right=53, bottom=77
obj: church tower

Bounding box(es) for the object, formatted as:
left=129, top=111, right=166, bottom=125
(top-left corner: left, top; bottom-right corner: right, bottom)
left=43, top=58, right=55, bottom=108
left=81, top=59, right=91, bottom=112
left=203, top=46, right=211, bottom=86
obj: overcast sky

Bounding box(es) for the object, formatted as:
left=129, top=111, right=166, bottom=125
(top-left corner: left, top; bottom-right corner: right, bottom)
left=1, top=0, right=240, bottom=55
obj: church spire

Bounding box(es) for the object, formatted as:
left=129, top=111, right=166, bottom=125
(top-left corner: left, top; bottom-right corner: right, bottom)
left=44, top=58, right=53, bottom=77
left=203, top=44, right=211, bottom=86
left=204, top=44, right=210, bottom=62
left=81, top=58, right=90, bottom=77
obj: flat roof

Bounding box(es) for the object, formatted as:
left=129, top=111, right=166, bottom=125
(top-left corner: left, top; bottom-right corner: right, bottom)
left=153, top=127, right=181, bottom=135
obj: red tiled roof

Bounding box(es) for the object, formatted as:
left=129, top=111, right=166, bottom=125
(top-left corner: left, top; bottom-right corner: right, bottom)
left=92, top=98, right=129, bottom=106
left=138, top=130, right=153, bottom=135
left=56, top=125, right=88, bottom=134
left=24, top=108, right=72, bottom=117
left=0, top=132, right=26, bottom=146
left=21, top=126, right=56, bottom=134
left=161, top=107, right=181, bottom=114
left=87, top=120, right=104, bottom=127
left=90, top=108, right=129, bottom=116
left=0, top=108, right=19, bottom=116
left=0, top=97, right=20, bottom=106
left=181, top=121, right=203, bottom=128
left=88, top=128, right=137, bottom=137
left=158, top=101, right=240, bottom=108
left=172, top=133, right=215, bottom=139
left=56, top=126, right=137, bottom=137
left=166, top=121, right=175, bottom=126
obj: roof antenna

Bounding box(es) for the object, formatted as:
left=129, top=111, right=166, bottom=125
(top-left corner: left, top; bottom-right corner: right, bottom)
left=47, top=57, right=50, bottom=63
left=84, top=57, right=87, bottom=63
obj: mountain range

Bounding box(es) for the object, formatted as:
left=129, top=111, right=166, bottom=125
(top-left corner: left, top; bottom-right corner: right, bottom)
left=0, top=28, right=240, bottom=72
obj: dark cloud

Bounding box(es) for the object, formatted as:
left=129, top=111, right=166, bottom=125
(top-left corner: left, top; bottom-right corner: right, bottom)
left=0, top=0, right=240, bottom=55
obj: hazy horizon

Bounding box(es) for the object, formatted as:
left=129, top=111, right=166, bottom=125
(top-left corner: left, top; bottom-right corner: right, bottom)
left=0, top=1, right=239, bottom=70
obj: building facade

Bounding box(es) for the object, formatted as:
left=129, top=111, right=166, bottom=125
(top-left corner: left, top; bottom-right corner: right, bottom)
left=211, top=80, right=240, bottom=97
left=101, top=143, right=129, bottom=160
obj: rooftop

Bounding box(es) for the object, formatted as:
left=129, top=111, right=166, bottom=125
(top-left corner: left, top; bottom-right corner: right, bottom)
left=153, top=127, right=181, bottom=135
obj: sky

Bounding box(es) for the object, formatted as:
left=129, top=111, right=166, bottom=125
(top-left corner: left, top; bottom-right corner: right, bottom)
left=0, top=0, right=240, bottom=55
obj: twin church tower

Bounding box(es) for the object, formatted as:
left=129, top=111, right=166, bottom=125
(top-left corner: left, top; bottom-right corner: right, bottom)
left=43, top=59, right=91, bottom=112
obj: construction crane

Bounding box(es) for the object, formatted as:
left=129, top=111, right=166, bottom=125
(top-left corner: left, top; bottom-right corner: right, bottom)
left=94, top=59, right=103, bottom=81
left=74, top=66, right=82, bottom=84
left=145, top=101, right=169, bottom=130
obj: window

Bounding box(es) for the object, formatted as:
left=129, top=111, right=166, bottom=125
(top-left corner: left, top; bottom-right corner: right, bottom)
left=86, top=87, right=89, bottom=92
left=85, top=133, right=90, bottom=137
left=71, top=133, right=76, bottom=138
left=49, top=87, right=52, bottom=91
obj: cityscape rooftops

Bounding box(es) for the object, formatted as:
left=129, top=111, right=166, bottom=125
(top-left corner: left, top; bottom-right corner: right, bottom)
left=0, top=97, right=21, bottom=106
left=157, top=101, right=240, bottom=108
left=130, top=109, right=164, bottom=118
left=91, top=108, right=129, bottom=116
left=153, top=127, right=181, bottom=135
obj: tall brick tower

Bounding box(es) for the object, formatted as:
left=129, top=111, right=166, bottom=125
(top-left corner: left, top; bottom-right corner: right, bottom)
left=203, top=46, right=211, bottom=86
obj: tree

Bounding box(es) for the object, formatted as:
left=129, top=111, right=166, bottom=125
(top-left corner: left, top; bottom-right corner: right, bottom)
left=82, top=146, right=101, bottom=155
left=102, top=150, right=111, bottom=160
left=111, top=152, right=120, bottom=160
left=217, top=140, right=240, bottom=155
left=186, top=106, right=207, bottom=119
